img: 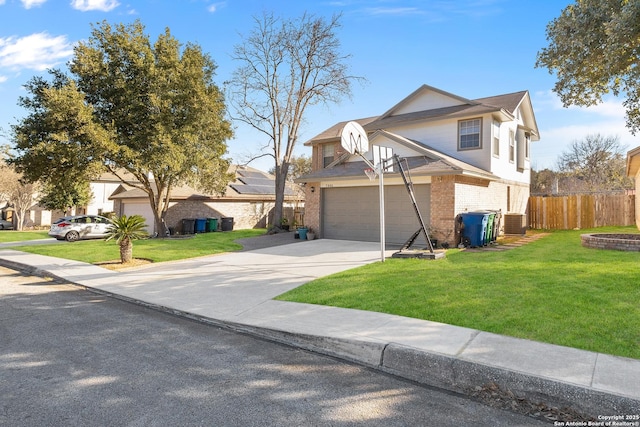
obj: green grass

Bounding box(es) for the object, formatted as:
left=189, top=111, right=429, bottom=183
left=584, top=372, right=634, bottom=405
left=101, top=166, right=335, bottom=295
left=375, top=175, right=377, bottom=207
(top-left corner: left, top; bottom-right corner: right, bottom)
left=5, top=229, right=266, bottom=263
left=0, top=230, right=50, bottom=242
left=276, top=226, right=640, bottom=360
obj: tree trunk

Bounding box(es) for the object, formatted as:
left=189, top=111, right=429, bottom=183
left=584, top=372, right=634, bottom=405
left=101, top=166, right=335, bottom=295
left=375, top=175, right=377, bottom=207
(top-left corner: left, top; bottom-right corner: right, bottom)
left=273, top=162, right=289, bottom=227
left=14, top=211, right=25, bottom=231
left=119, top=238, right=133, bottom=263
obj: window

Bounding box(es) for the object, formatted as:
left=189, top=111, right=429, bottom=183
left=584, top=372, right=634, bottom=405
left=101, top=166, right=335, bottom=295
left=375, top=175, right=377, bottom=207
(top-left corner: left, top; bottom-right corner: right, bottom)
left=509, top=130, right=515, bottom=163
left=323, top=144, right=335, bottom=168
left=459, top=118, right=482, bottom=150
left=492, top=120, right=500, bottom=157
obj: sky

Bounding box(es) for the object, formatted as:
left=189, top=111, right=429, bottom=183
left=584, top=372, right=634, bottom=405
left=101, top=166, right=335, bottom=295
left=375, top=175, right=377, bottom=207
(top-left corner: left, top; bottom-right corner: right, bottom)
left=1, top=0, right=638, bottom=174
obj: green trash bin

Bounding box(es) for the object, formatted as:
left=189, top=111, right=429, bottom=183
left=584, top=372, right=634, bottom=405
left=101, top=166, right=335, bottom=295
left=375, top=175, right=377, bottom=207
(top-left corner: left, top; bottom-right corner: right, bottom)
left=206, top=217, right=218, bottom=232
left=475, top=211, right=496, bottom=245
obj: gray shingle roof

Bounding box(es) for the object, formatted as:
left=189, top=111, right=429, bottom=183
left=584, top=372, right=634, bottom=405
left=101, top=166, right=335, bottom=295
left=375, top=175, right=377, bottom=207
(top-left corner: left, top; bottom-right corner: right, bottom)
left=304, top=90, right=530, bottom=146
left=110, top=165, right=300, bottom=201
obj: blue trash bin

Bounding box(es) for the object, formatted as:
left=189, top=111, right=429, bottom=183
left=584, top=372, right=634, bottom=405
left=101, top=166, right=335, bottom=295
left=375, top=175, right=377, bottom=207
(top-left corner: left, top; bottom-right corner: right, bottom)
left=297, top=227, right=308, bottom=240
left=460, top=212, right=488, bottom=247
left=195, top=218, right=207, bottom=233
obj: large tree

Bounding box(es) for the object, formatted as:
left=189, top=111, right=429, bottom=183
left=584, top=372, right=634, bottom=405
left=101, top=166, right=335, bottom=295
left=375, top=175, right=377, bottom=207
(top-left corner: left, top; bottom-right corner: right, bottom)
left=11, top=20, right=233, bottom=235
left=536, top=0, right=640, bottom=133
left=227, top=12, right=362, bottom=227
left=556, top=134, right=632, bottom=192
left=0, top=161, right=39, bottom=231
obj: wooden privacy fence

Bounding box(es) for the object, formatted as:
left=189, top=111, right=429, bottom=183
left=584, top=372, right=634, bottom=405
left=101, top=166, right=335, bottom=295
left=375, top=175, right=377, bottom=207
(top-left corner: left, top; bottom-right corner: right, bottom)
left=528, top=194, right=635, bottom=229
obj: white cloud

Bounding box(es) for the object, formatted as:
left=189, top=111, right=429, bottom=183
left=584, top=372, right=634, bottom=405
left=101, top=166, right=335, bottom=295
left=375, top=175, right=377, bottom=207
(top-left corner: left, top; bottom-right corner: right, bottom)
left=0, top=75, right=7, bottom=83
left=534, top=90, right=626, bottom=118
left=70, top=0, right=119, bottom=12
left=207, top=2, right=226, bottom=13
left=0, top=0, right=6, bottom=5
left=21, top=0, right=47, bottom=8
left=0, top=33, right=74, bottom=71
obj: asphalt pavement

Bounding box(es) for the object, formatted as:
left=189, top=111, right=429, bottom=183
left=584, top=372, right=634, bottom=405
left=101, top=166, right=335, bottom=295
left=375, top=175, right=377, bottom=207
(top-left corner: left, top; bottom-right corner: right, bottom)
left=0, top=268, right=548, bottom=426
left=0, top=234, right=638, bottom=420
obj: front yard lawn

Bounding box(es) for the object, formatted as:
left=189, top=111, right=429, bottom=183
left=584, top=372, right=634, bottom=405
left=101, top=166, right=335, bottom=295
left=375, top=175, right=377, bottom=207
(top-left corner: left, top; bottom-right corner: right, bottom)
left=5, top=229, right=266, bottom=264
left=276, top=226, right=640, bottom=360
left=0, top=230, right=50, bottom=242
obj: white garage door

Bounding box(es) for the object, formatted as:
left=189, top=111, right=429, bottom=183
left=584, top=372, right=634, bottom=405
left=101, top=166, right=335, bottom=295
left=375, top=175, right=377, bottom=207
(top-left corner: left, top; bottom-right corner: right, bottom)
left=322, top=184, right=431, bottom=247
left=123, top=202, right=155, bottom=233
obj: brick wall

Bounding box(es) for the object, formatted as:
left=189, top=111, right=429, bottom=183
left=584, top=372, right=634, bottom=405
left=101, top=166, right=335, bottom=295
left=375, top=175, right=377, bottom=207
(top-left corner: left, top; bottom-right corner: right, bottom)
left=429, top=176, right=529, bottom=246
left=304, top=182, right=321, bottom=235
left=429, top=175, right=456, bottom=244
left=164, top=200, right=279, bottom=232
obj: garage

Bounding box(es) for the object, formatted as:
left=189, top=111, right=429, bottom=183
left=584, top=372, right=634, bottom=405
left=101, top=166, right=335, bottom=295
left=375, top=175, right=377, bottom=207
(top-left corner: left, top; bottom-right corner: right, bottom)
left=123, top=202, right=155, bottom=233
left=322, top=184, right=431, bottom=247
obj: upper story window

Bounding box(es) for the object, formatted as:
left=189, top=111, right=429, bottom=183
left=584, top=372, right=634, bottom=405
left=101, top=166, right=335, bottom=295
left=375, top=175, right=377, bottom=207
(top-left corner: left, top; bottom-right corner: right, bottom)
left=509, top=130, right=515, bottom=163
left=458, top=118, right=482, bottom=150
left=323, top=144, right=335, bottom=168
left=492, top=120, right=500, bottom=157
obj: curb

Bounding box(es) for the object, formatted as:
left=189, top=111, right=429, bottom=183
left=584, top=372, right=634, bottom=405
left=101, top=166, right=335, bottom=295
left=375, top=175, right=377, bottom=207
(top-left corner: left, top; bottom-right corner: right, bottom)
left=2, top=258, right=638, bottom=420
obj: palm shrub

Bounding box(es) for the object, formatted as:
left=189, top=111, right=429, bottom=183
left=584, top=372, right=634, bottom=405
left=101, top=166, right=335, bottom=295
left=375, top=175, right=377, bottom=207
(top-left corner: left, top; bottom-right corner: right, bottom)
left=105, top=215, right=149, bottom=263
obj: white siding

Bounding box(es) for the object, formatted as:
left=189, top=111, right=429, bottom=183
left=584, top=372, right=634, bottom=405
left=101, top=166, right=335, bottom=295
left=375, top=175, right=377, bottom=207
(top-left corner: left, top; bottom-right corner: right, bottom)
left=393, top=90, right=466, bottom=115
left=489, top=121, right=531, bottom=185
left=87, top=182, right=121, bottom=215
left=454, top=181, right=529, bottom=218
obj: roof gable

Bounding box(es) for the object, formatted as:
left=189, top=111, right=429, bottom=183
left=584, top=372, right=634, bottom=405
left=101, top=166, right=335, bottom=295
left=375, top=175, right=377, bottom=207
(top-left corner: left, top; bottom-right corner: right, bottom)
left=379, top=84, right=478, bottom=119
left=627, top=146, right=640, bottom=177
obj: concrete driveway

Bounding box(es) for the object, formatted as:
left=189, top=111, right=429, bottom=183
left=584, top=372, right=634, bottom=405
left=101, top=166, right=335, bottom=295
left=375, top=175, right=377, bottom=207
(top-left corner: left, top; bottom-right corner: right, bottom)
left=0, top=237, right=390, bottom=323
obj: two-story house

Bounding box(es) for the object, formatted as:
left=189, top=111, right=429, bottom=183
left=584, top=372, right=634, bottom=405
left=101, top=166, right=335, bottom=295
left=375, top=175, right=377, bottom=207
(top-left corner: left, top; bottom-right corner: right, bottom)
left=297, top=84, right=539, bottom=247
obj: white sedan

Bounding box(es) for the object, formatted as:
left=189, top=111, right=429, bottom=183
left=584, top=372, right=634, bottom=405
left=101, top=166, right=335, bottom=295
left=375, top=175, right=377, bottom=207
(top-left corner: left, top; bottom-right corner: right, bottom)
left=48, top=215, right=111, bottom=242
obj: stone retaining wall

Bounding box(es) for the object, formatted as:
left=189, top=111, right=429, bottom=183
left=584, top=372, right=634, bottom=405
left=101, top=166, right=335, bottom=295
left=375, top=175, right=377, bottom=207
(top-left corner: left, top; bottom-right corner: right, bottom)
left=581, top=233, right=640, bottom=251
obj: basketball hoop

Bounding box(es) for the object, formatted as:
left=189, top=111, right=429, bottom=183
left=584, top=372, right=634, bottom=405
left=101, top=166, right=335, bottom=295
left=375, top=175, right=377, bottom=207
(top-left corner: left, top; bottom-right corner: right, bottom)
left=364, top=167, right=377, bottom=181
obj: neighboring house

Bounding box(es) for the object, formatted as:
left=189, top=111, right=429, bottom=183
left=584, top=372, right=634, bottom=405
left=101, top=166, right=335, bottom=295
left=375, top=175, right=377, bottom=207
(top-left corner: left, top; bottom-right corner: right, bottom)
left=21, top=171, right=134, bottom=228
left=626, top=146, right=640, bottom=229
left=86, top=171, right=138, bottom=216
left=297, top=84, right=539, bottom=247
left=110, top=165, right=303, bottom=233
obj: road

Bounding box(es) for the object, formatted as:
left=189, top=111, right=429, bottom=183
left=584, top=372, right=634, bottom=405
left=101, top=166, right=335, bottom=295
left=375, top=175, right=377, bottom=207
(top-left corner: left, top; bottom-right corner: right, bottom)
left=0, top=267, right=547, bottom=426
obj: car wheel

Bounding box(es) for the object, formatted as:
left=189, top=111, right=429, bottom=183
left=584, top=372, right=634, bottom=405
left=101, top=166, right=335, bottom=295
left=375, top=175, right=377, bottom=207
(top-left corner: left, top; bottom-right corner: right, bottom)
left=65, top=231, right=80, bottom=242
left=0, top=225, right=4, bottom=230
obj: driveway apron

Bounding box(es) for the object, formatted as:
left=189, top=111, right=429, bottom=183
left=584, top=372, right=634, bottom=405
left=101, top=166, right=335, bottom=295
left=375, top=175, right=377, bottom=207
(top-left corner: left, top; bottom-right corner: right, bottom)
left=83, top=239, right=387, bottom=322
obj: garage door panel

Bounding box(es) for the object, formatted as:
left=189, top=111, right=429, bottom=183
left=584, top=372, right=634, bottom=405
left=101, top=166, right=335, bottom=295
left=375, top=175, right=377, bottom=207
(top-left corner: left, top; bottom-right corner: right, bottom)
left=123, top=203, right=154, bottom=232
left=323, top=185, right=430, bottom=246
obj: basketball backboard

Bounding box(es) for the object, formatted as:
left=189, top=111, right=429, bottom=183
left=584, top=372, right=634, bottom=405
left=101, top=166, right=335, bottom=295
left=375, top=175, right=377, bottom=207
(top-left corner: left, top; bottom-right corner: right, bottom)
left=373, top=145, right=394, bottom=172
left=340, top=121, right=369, bottom=155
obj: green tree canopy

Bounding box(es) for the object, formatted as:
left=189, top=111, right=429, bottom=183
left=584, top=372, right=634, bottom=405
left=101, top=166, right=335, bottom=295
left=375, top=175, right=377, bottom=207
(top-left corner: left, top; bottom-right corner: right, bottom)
left=536, top=0, right=640, bottom=133
left=11, top=20, right=233, bottom=235
left=38, top=180, right=93, bottom=215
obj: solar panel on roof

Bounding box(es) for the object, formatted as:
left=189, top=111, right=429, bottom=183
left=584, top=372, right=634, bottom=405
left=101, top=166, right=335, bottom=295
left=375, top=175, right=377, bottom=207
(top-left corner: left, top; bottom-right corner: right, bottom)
left=236, top=170, right=268, bottom=179
left=237, top=177, right=273, bottom=186
left=229, top=184, right=275, bottom=195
